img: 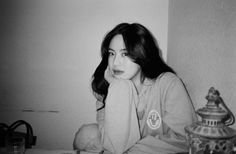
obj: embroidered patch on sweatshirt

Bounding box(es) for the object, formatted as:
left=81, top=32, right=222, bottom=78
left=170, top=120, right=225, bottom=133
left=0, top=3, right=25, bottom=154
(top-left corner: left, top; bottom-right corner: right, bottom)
left=147, top=109, right=161, bottom=129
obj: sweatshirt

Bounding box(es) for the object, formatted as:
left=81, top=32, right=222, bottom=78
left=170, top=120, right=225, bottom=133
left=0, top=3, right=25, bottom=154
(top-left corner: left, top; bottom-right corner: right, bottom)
left=96, top=72, right=197, bottom=154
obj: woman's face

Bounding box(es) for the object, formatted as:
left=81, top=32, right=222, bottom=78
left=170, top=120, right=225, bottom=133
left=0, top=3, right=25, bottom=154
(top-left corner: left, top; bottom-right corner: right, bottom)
left=108, top=34, right=141, bottom=82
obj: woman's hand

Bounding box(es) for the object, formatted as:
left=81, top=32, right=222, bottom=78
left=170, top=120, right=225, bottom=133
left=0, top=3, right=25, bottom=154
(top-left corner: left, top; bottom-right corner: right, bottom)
left=104, top=67, right=116, bottom=84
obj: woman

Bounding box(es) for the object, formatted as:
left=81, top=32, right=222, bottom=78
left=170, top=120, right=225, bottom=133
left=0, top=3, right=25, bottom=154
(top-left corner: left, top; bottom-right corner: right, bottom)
left=73, top=23, right=197, bottom=154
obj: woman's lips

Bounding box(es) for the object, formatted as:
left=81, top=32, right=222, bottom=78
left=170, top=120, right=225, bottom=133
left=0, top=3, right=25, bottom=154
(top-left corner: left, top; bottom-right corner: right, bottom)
left=113, top=69, right=124, bottom=75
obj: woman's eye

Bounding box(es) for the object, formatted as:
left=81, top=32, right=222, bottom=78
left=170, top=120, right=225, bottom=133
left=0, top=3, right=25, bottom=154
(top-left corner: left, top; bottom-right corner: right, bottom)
left=109, top=52, right=115, bottom=56
left=122, top=53, right=128, bottom=57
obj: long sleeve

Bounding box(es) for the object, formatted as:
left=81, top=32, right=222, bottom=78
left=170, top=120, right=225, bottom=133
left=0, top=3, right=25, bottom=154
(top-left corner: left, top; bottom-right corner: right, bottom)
left=149, top=73, right=196, bottom=153
left=161, top=75, right=197, bottom=139
left=102, top=80, right=140, bottom=154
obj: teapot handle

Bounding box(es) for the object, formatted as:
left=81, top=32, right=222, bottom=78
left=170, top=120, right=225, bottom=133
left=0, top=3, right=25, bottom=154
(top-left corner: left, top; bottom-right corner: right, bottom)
left=218, top=96, right=235, bottom=126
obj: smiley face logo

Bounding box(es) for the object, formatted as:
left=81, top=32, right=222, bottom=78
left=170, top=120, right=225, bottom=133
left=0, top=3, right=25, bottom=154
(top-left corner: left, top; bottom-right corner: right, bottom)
left=147, top=109, right=161, bottom=130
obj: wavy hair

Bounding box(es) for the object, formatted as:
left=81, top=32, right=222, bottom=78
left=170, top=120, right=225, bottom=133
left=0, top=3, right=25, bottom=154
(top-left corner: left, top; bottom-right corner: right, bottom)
left=91, top=23, right=175, bottom=109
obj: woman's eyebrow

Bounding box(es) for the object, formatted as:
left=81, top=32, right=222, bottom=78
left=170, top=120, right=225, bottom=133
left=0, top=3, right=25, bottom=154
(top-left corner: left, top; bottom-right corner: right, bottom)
left=108, top=48, right=115, bottom=51
left=108, top=48, right=127, bottom=51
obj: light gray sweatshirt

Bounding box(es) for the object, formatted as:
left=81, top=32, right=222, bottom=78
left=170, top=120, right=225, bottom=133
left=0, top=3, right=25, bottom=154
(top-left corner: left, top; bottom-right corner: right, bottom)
left=96, top=72, right=197, bottom=154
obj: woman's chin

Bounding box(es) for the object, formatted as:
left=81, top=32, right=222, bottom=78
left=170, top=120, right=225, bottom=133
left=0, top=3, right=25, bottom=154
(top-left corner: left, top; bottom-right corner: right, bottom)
left=114, top=75, right=124, bottom=79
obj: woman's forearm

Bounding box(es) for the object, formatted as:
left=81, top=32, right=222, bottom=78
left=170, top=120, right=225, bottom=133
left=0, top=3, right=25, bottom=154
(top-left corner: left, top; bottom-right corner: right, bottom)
left=102, top=80, right=140, bottom=154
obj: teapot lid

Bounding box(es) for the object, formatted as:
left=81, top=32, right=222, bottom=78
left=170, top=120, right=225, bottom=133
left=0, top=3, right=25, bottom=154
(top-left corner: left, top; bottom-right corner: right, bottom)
left=185, top=87, right=236, bottom=139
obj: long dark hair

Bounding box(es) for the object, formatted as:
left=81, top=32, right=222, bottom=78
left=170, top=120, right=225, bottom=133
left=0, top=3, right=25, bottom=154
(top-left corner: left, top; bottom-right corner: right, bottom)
left=91, top=23, right=175, bottom=108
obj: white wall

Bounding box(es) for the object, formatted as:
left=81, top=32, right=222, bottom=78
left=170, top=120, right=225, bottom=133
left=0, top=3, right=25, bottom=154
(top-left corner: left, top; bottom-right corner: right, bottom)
left=0, top=0, right=169, bottom=150
left=168, top=0, right=236, bottom=129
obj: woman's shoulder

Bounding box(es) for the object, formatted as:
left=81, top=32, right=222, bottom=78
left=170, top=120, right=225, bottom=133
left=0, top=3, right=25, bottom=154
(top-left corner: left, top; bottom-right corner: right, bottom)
left=157, top=72, right=180, bottom=82
left=154, top=72, right=183, bottom=89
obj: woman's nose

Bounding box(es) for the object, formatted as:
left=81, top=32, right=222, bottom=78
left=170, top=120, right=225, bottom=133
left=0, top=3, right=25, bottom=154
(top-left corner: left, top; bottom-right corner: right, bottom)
left=113, top=55, right=122, bottom=65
